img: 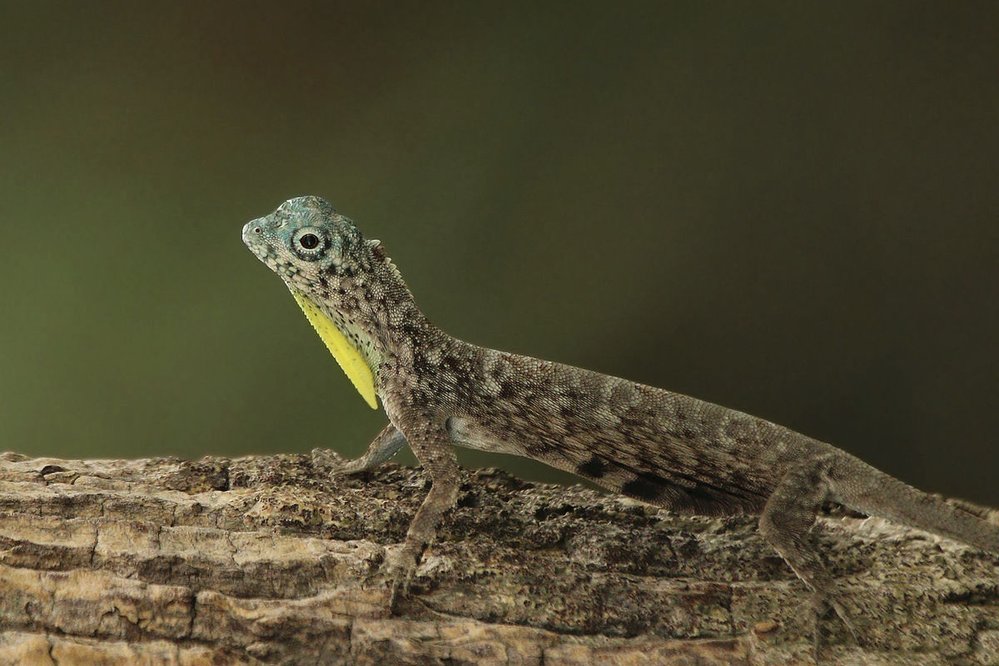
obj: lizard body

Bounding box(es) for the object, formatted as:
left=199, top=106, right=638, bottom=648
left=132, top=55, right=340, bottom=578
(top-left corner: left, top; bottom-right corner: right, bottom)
left=243, top=196, right=998, bottom=637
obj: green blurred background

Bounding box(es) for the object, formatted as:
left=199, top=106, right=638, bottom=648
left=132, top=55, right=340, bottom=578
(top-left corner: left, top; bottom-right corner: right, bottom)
left=1, top=2, right=996, bottom=504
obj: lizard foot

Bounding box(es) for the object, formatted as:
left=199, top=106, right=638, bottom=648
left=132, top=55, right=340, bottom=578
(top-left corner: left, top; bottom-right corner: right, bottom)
left=377, top=543, right=421, bottom=613
left=311, top=449, right=364, bottom=479
left=329, top=460, right=370, bottom=479
left=810, top=588, right=862, bottom=662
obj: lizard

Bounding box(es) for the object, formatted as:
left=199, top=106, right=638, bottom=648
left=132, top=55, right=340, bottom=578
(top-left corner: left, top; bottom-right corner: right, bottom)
left=242, top=195, right=999, bottom=641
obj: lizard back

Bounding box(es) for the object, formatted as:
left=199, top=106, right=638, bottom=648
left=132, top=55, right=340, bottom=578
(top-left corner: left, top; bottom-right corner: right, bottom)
left=438, top=344, right=815, bottom=516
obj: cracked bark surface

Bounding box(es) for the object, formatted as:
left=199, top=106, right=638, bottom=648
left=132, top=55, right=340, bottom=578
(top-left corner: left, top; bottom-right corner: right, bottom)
left=0, top=450, right=997, bottom=665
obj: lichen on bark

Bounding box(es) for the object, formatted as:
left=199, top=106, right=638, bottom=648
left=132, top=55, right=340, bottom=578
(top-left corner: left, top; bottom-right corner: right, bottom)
left=0, top=450, right=996, bottom=664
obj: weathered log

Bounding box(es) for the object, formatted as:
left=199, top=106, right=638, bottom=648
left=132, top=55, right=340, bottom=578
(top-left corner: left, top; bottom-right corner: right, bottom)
left=0, top=450, right=996, bottom=664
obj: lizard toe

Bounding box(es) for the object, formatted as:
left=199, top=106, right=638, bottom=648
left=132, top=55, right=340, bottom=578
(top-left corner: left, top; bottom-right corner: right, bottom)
left=379, top=543, right=420, bottom=612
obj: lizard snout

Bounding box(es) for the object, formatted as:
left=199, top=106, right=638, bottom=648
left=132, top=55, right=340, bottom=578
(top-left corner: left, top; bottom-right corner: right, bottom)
left=241, top=220, right=263, bottom=244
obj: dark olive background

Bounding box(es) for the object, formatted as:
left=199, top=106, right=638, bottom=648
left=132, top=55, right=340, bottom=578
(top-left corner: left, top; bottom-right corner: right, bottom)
left=1, top=2, right=996, bottom=504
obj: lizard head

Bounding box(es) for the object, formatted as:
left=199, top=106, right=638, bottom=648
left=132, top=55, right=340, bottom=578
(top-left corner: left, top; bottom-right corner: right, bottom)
left=242, top=195, right=411, bottom=409
left=242, top=195, right=368, bottom=292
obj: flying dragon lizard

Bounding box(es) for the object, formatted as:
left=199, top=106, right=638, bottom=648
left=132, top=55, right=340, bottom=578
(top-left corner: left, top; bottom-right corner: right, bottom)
left=242, top=195, right=999, bottom=641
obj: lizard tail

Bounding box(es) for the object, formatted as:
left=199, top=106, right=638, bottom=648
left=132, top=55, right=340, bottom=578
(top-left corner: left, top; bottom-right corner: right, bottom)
left=833, top=453, right=999, bottom=554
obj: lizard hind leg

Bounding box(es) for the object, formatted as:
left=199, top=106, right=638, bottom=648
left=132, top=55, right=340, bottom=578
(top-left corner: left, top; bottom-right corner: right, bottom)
left=758, top=454, right=861, bottom=655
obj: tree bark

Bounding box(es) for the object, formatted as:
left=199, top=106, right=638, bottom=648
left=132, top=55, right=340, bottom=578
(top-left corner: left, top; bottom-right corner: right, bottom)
left=0, top=450, right=996, bottom=665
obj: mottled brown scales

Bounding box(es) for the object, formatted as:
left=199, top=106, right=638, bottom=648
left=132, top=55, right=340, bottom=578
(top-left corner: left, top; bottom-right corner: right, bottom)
left=243, top=196, right=999, bottom=650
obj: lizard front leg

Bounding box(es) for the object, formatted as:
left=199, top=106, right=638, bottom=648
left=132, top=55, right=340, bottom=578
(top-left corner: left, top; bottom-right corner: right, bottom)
left=379, top=413, right=460, bottom=608
left=332, top=423, right=407, bottom=476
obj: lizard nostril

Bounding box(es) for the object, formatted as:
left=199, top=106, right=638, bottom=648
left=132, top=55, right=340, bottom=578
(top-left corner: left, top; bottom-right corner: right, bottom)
left=254, top=227, right=262, bottom=234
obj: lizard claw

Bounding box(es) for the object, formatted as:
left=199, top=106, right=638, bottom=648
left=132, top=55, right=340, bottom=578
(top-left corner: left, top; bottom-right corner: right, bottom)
left=826, top=597, right=861, bottom=646
left=378, top=543, right=420, bottom=613
left=809, top=588, right=862, bottom=660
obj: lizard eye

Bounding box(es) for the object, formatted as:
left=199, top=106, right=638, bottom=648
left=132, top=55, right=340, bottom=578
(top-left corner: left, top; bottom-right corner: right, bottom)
left=292, top=228, right=327, bottom=259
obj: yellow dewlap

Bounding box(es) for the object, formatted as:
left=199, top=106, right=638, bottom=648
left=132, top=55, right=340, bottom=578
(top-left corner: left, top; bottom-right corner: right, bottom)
left=290, top=288, right=378, bottom=409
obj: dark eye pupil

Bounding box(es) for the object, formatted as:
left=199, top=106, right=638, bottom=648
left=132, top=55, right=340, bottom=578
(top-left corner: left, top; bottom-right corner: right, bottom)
left=300, top=233, right=319, bottom=250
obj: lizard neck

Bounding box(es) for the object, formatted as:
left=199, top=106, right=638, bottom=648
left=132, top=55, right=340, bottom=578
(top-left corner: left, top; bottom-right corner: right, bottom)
left=328, top=247, right=452, bottom=390
left=370, top=286, right=449, bottom=373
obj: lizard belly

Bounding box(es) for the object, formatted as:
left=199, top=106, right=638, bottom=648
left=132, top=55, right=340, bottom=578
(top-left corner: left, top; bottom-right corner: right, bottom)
left=445, top=416, right=527, bottom=457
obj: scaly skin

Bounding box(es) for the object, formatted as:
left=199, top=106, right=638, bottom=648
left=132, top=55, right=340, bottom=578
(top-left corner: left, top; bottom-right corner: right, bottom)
left=242, top=196, right=999, bottom=642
